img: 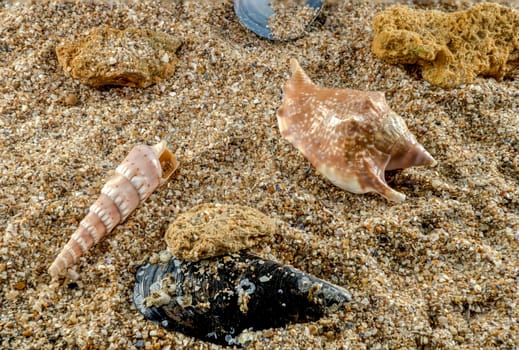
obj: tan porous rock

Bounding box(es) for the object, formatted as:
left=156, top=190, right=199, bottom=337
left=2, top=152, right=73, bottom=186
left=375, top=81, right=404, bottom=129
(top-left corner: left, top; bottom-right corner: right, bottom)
left=165, top=203, right=277, bottom=261
left=372, top=3, right=519, bottom=88
left=56, top=25, right=181, bottom=88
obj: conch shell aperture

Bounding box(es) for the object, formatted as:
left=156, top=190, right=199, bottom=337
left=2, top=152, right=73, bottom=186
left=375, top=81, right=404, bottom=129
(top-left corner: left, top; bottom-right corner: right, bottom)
left=48, top=141, right=178, bottom=279
left=277, top=59, right=436, bottom=202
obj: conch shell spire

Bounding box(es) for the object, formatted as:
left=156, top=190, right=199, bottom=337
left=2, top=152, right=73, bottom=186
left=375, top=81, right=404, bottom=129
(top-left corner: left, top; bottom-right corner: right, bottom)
left=289, top=58, right=314, bottom=86
left=277, top=59, right=436, bottom=202
left=48, top=141, right=178, bottom=279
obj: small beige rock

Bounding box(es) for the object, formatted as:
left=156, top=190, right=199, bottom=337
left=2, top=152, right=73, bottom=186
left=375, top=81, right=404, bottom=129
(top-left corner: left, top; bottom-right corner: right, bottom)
left=56, top=25, right=181, bottom=88
left=63, top=93, right=79, bottom=106
left=165, top=203, right=276, bottom=261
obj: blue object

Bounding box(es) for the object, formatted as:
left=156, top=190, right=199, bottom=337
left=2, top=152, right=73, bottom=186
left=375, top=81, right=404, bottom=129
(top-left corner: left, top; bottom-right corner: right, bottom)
left=234, top=0, right=323, bottom=40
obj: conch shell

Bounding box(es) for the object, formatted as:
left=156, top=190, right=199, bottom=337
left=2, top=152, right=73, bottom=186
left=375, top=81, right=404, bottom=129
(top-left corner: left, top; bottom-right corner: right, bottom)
left=277, top=59, right=436, bottom=202
left=48, top=141, right=178, bottom=279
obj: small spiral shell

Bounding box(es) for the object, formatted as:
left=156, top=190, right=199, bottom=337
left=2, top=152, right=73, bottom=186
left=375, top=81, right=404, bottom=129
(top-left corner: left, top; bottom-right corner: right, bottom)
left=48, top=141, right=178, bottom=279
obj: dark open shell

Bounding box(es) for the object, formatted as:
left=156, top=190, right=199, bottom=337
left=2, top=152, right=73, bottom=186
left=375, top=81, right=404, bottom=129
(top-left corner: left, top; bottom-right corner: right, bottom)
left=134, top=252, right=351, bottom=346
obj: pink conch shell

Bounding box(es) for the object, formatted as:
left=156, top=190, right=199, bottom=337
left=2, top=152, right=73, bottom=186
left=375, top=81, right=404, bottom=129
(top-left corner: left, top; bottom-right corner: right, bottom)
left=277, top=59, right=437, bottom=202
left=48, top=141, right=178, bottom=279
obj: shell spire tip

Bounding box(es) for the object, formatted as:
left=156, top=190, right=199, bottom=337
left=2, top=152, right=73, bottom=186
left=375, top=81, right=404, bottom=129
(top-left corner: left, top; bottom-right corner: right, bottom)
left=289, top=58, right=300, bottom=75
left=288, top=58, right=313, bottom=86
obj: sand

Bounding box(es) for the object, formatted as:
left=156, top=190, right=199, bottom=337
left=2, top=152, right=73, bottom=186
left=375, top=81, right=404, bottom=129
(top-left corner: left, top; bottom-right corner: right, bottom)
left=268, top=0, right=319, bottom=40
left=0, top=0, right=517, bottom=349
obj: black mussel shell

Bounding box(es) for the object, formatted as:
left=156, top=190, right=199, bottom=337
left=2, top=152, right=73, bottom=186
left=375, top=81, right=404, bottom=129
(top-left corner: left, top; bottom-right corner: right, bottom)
left=134, top=252, right=351, bottom=346
left=233, top=0, right=323, bottom=40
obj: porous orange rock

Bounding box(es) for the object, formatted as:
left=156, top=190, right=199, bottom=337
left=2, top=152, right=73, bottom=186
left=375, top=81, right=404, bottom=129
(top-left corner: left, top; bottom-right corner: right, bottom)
left=372, top=3, right=519, bottom=88
left=56, top=25, right=181, bottom=88
left=165, top=203, right=276, bottom=261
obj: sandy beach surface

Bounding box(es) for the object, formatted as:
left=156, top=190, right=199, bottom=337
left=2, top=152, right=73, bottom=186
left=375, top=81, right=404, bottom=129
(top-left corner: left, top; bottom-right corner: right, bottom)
left=1, top=0, right=518, bottom=349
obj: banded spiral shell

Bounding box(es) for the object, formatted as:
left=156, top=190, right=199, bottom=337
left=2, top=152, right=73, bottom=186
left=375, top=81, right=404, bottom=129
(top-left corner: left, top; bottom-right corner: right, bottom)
left=134, top=251, right=351, bottom=346
left=48, top=141, right=178, bottom=279
left=277, top=59, right=437, bottom=202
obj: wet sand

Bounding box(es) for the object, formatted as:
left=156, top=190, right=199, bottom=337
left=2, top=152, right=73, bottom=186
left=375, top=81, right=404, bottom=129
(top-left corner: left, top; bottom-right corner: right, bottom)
left=0, top=0, right=517, bottom=349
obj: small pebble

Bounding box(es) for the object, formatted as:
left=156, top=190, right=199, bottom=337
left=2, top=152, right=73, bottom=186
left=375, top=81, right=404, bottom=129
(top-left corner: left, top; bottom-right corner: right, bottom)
left=13, top=281, right=26, bottom=290
left=63, top=93, right=79, bottom=106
